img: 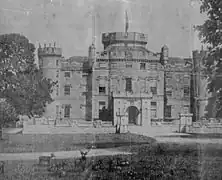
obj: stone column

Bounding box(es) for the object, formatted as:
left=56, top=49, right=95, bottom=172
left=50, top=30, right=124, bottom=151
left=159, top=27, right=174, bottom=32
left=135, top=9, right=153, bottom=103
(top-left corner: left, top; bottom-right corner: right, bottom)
left=141, top=99, right=151, bottom=127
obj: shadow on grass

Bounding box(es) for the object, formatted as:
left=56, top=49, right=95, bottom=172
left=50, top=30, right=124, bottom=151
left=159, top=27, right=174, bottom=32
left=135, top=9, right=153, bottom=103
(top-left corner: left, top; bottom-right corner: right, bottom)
left=0, top=133, right=156, bottom=153
left=157, top=133, right=222, bottom=139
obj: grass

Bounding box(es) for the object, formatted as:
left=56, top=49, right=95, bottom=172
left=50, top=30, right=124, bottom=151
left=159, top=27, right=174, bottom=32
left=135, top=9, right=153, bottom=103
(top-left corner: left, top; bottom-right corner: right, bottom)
left=0, top=133, right=156, bottom=153
left=1, top=133, right=222, bottom=179
left=0, top=143, right=222, bottom=180
left=1, top=142, right=222, bottom=179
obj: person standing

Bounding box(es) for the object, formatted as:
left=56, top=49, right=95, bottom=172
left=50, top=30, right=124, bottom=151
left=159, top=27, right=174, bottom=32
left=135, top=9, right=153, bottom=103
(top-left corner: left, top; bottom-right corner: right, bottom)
left=116, top=114, right=121, bottom=134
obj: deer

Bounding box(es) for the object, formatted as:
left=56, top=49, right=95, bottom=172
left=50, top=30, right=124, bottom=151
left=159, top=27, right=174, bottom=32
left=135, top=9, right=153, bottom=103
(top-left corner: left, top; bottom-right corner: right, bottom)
left=79, top=144, right=96, bottom=162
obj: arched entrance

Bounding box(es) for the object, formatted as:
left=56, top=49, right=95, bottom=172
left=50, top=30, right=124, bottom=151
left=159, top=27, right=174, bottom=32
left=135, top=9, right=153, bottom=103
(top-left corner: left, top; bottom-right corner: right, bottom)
left=127, top=106, right=140, bottom=124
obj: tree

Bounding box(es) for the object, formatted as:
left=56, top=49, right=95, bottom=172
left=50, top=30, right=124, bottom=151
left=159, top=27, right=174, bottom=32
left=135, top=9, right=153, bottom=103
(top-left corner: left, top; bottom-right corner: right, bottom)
left=4, top=70, right=57, bottom=118
left=0, top=33, right=56, bottom=118
left=0, top=99, right=18, bottom=139
left=197, top=0, right=222, bottom=118
left=0, top=99, right=17, bottom=126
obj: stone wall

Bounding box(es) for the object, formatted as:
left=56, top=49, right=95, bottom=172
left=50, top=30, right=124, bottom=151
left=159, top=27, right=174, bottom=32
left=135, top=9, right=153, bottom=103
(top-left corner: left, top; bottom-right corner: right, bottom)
left=187, top=123, right=222, bottom=134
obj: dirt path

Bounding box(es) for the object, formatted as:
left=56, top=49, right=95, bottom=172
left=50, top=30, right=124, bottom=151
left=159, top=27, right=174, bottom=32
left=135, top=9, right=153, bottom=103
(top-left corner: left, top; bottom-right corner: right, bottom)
left=0, top=148, right=131, bottom=161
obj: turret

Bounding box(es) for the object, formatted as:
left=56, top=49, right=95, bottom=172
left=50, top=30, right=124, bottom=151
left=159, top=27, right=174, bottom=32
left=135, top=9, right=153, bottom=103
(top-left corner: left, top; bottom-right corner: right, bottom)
left=160, top=45, right=169, bottom=65
left=38, top=42, right=62, bottom=58
left=88, top=43, right=96, bottom=68
left=37, top=42, right=63, bottom=118
left=102, top=32, right=148, bottom=49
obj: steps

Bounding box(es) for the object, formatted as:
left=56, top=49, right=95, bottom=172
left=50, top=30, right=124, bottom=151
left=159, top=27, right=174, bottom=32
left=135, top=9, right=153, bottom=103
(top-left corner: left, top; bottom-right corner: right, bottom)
left=22, top=125, right=115, bottom=134
left=23, top=120, right=114, bottom=134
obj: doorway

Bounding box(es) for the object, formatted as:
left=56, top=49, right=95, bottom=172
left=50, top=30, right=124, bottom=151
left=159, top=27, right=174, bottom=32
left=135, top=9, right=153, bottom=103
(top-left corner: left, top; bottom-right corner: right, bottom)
left=127, top=106, right=140, bottom=124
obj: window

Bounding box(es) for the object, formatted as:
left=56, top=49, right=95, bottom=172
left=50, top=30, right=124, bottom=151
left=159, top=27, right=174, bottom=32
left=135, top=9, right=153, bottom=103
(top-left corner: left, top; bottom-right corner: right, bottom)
left=111, top=63, right=118, bottom=68
left=151, top=102, right=157, bottom=118
left=64, top=71, right=71, bottom=78
left=166, top=90, right=172, bottom=97
left=99, top=63, right=106, bottom=69
left=126, top=63, right=132, bottom=68
left=64, top=85, right=71, bottom=95
left=184, top=105, right=189, bottom=114
left=184, top=86, right=189, bottom=97
left=39, top=59, right=43, bottom=67
left=56, top=85, right=59, bottom=96
left=110, top=51, right=116, bottom=57
left=165, top=105, right=172, bottom=117
left=150, top=63, right=157, bottom=70
left=56, top=70, right=59, bottom=78
left=166, top=73, right=172, bottom=78
left=64, top=104, right=71, bottom=118
left=56, top=59, right=59, bottom=66
left=125, top=78, right=132, bottom=92
left=150, top=87, right=157, bottom=95
left=184, top=77, right=189, bottom=84
left=166, top=78, right=171, bottom=84
left=99, top=101, right=106, bottom=110
left=99, top=79, right=106, bottom=94
left=140, top=63, right=146, bottom=70
left=144, top=80, right=149, bottom=92
left=56, top=105, right=59, bottom=116
left=99, top=86, right=106, bottom=94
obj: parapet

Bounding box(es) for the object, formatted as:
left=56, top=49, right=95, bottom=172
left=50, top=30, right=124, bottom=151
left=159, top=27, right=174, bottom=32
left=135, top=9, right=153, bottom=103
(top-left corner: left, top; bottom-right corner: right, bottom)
left=102, top=32, right=148, bottom=48
left=38, top=43, right=62, bottom=57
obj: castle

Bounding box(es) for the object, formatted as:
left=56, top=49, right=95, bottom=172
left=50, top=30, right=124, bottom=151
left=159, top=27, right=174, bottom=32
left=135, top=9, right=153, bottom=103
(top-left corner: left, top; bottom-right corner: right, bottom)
left=38, top=43, right=88, bottom=125
left=37, top=30, right=202, bottom=126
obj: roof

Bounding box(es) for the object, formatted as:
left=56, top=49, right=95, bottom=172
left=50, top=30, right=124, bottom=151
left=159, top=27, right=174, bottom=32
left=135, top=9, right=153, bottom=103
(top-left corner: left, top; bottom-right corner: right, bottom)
left=65, top=56, right=88, bottom=63
left=168, top=57, right=189, bottom=65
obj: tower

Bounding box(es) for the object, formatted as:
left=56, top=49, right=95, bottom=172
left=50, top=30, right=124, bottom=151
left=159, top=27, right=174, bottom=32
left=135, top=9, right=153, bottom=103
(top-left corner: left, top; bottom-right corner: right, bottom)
left=161, top=45, right=169, bottom=121
left=88, top=43, right=96, bottom=68
left=84, top=44, right=95, bottom=121
left=38, top=43, right=63, bottom=118
left=160, top=45, right=169, bottom=65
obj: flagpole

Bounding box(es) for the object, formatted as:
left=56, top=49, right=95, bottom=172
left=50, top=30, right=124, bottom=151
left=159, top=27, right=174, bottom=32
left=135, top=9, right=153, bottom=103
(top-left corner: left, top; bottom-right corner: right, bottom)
left=125, top=10, right=129, bottom=34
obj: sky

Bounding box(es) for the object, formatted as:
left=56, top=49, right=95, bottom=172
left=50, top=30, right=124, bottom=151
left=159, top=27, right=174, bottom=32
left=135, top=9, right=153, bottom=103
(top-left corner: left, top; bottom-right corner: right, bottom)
left=0, top=0, right=206, bottom=59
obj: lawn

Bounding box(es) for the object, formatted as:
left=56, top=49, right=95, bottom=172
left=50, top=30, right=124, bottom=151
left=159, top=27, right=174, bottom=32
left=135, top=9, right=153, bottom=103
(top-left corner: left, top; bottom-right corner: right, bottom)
left=0, top=133, right=156, bottom=153
left=1, top=142, right=222, bottom=179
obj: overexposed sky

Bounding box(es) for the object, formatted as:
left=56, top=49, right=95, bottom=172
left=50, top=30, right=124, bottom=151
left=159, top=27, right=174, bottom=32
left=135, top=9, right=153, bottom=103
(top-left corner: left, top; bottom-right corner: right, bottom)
left=0, top=0, right=206, bottom=58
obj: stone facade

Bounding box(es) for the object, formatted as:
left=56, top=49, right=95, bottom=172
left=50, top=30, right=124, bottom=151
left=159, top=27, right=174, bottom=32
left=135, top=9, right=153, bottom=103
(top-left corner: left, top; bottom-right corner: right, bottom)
left=38, top=32, right=193, bottom=126
left=164, top=57, right=192, bottom=120
left=38, top=44, right=88, bottom=122
left=91, top=32, right=191, bottom=127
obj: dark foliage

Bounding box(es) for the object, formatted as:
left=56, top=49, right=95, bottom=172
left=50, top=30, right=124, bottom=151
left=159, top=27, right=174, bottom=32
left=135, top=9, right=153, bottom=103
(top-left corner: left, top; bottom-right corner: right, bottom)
left=197, top=0, right=222, bottom=117
left=0, top=33, right=56, bottom=118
